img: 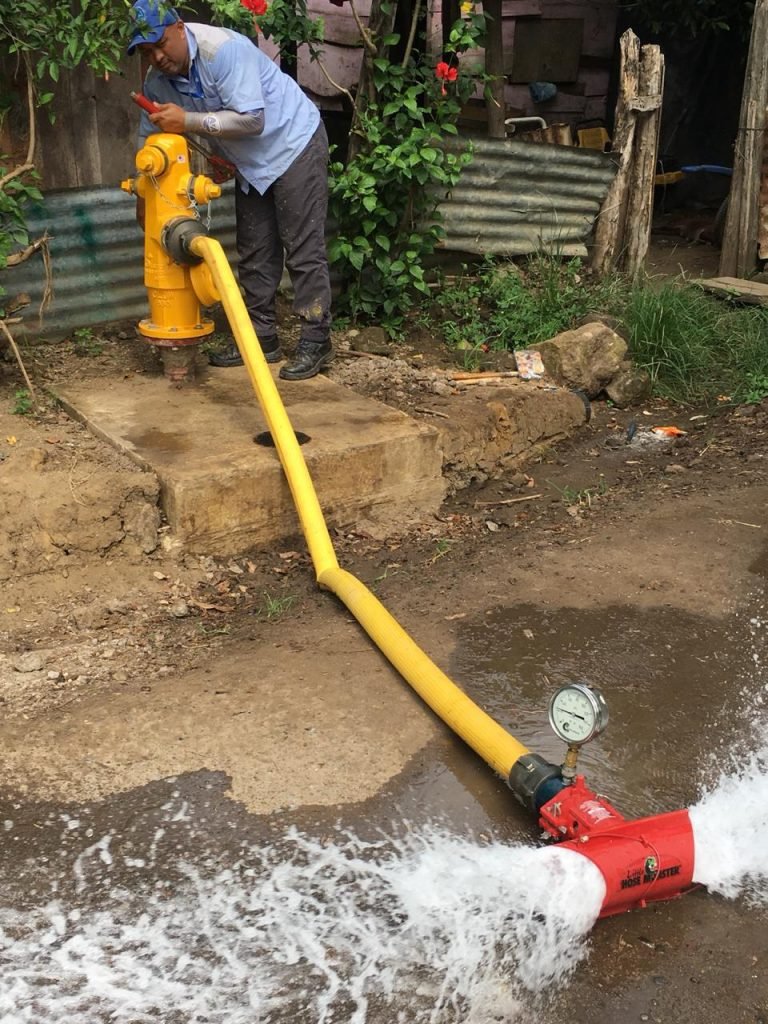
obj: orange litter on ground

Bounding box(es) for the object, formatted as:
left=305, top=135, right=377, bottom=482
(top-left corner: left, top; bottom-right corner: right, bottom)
left=651, top=425, right=688, bottom=437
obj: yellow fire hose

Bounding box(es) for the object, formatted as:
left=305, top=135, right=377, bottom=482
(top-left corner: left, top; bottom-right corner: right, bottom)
left=190, top=234, right=530, bottom=780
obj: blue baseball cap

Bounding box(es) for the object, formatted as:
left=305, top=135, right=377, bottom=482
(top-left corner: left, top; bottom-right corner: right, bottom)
left=127, top=0, right=181, bottom=55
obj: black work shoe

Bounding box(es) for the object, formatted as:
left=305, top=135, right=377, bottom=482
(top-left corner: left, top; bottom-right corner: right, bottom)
left=259, top=336, right=284, bottom=364
left=279, top=340, right=333, bottom=381
left=208, top=337, right=283, bottom=367
left=209, top=340, right=243, bottom=367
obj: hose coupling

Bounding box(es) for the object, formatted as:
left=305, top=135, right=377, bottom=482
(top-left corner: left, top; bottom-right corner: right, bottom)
left=161, top=216, right=208, bottom=266
left=508, top=753, right=564, bottom=813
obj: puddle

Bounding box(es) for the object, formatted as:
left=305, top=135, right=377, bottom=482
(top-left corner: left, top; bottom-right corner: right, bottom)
left=450, top=603, right=752, bottom=815
left=749, top=543, right=768, bottom=579
left=125, top=428, right=193, bottom=454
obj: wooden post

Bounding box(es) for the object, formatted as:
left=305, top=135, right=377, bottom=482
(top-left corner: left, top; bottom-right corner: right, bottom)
left=483, top=0, right=507, bottom=139
left=622, top=45, right=665, bottom=277
left=591, top=30, right=641, bottom=277
left=719, top=0, right=768, bottom=278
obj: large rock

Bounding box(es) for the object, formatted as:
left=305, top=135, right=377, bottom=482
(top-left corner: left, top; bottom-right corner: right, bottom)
left=605, top=361, right=652, bottom=408
left=536, top=323, right=629, bottom=398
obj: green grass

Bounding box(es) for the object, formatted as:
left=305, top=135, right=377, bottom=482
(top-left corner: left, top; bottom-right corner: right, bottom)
left=434, top=254, right=624, bottom=354
left=71, top=327, right=103, bottom=357
left=617, top=282, right=768, bottom=405
left=257, top=592, right=295, bottom=621
left=547, top=477, right=608, bottom=507
left=433, top=255, right=768, bottom=406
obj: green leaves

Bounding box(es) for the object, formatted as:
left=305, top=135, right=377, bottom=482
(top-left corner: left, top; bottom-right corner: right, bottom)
left=3, top=0, right=127, bottom=78
left=619, top=0, right=752, bottom=38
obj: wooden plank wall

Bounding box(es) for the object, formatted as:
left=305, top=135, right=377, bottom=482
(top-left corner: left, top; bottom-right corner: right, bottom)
left=273, top=0, right=618, bottom=125
left=35, top=62, right=146, bottom=191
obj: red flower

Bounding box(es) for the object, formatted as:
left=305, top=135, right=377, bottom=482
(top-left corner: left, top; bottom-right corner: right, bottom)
left=241, top=0, right=268, bottom=14
left=435, top=61, right=458, bottom=95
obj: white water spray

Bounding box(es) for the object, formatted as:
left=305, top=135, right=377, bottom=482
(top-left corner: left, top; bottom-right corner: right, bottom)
left=3, top=724, right=768, bottom=1024
left=689, top=608, right=768, bottom=904
left=690, top=725, right=768, bottom=905
left=0, top=827, right=605, bottom=1024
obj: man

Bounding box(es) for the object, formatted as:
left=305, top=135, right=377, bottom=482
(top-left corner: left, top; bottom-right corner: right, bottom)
left=127, top=0, right=333, bottom=380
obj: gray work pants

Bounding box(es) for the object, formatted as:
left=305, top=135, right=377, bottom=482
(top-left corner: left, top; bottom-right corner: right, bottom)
left=235, top=121, right=332, bottom=346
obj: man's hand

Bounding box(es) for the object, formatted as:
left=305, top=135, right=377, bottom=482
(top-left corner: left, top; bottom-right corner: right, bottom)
left=148, top=102, right=187, bottom=134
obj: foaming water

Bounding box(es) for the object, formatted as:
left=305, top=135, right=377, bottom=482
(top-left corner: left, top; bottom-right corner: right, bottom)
left=689, top=607, right=768, bottom=905
left=0, top=828, right=605, bottom=1023
left=690, top=736, right=768, bottom=904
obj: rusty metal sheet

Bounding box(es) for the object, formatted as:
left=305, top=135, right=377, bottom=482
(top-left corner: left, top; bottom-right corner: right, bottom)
left=0, top=185, right=238, bottom=342
left=438, top=136, right=617, bottom=257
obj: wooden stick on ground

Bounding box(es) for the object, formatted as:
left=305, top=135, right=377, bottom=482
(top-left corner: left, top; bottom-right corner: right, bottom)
left=453, top=376, right=520, bottom=387
left=474, top=494, right=543, bottom=507
left=413, top=406, right=450, bottom=418
left=450, top=370, right=520, bottom=380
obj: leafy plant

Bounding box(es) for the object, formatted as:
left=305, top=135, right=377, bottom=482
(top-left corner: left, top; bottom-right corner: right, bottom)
left=435, top=254, right=624, bottom=356
left=12, top=388, right=33, bottom=415
left=327, top=7, right=488, bottom=336
left=0, top=1, right=129, bottom=312
left=71, top=327, right=103, bottom=357
left=211, top=0, right=325, bottom=53
left=618, top=0, right=753, bottom=38
left=740, top=372, right=768, bottom=405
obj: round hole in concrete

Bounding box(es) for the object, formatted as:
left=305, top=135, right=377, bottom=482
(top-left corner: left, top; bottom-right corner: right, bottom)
left=254, top=430, right=311, bottom=447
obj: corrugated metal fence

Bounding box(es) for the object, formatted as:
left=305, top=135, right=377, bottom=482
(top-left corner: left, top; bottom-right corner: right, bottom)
left=2, top=140, right=616, bottom=341
left=2, top=184, right=239, bottom=342
left=441, top=137, right=617, bottom=257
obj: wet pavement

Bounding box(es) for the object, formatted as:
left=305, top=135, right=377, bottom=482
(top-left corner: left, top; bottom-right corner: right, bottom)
left=2, top=595, right=766, bottom=1022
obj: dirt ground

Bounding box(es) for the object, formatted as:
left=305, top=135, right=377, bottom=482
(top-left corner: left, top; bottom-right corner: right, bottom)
left=1, top=236, right=766, bottom=1021
left=0, top=234, right=737, bottom=730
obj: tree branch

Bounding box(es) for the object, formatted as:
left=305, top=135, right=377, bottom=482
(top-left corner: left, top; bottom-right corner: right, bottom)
left=348, top=0, right=377, bottom=55
left=5, top=233, right=50, bottom=267
left=401, top=0, right=422, bottom=68
left=313, top=56, right=355, bottom=105
left=0, top=319, right=39, bottom=404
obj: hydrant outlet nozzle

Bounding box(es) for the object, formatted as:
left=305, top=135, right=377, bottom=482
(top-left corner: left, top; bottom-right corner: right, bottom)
left=136, top=144, right=168, bottom=177
left=192, top=176, right=222, bottom=204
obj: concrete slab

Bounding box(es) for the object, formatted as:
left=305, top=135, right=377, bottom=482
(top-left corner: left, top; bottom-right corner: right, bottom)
left=55, top=366, right=446, bottom=554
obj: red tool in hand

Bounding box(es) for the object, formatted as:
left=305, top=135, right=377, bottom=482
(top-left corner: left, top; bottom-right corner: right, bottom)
left=129, top=91, right=236, bottom=184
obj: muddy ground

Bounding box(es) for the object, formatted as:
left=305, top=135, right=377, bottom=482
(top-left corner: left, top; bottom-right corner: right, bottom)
left=0, top=237, right=766, bottom=1022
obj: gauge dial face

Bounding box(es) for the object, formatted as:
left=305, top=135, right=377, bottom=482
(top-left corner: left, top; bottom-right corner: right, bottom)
left=548, top=683, right=608, bottom=745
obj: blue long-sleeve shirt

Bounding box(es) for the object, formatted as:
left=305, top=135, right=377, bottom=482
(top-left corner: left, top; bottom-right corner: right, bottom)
left=138, top=23, right=320, bottom=195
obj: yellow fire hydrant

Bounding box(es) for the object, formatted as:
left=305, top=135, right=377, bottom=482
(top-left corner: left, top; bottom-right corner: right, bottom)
left=121, top=133, right=222, bottom=383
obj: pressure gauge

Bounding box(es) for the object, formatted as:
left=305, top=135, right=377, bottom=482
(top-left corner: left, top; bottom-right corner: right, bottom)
left=548, top=682, right=608, bottom=746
